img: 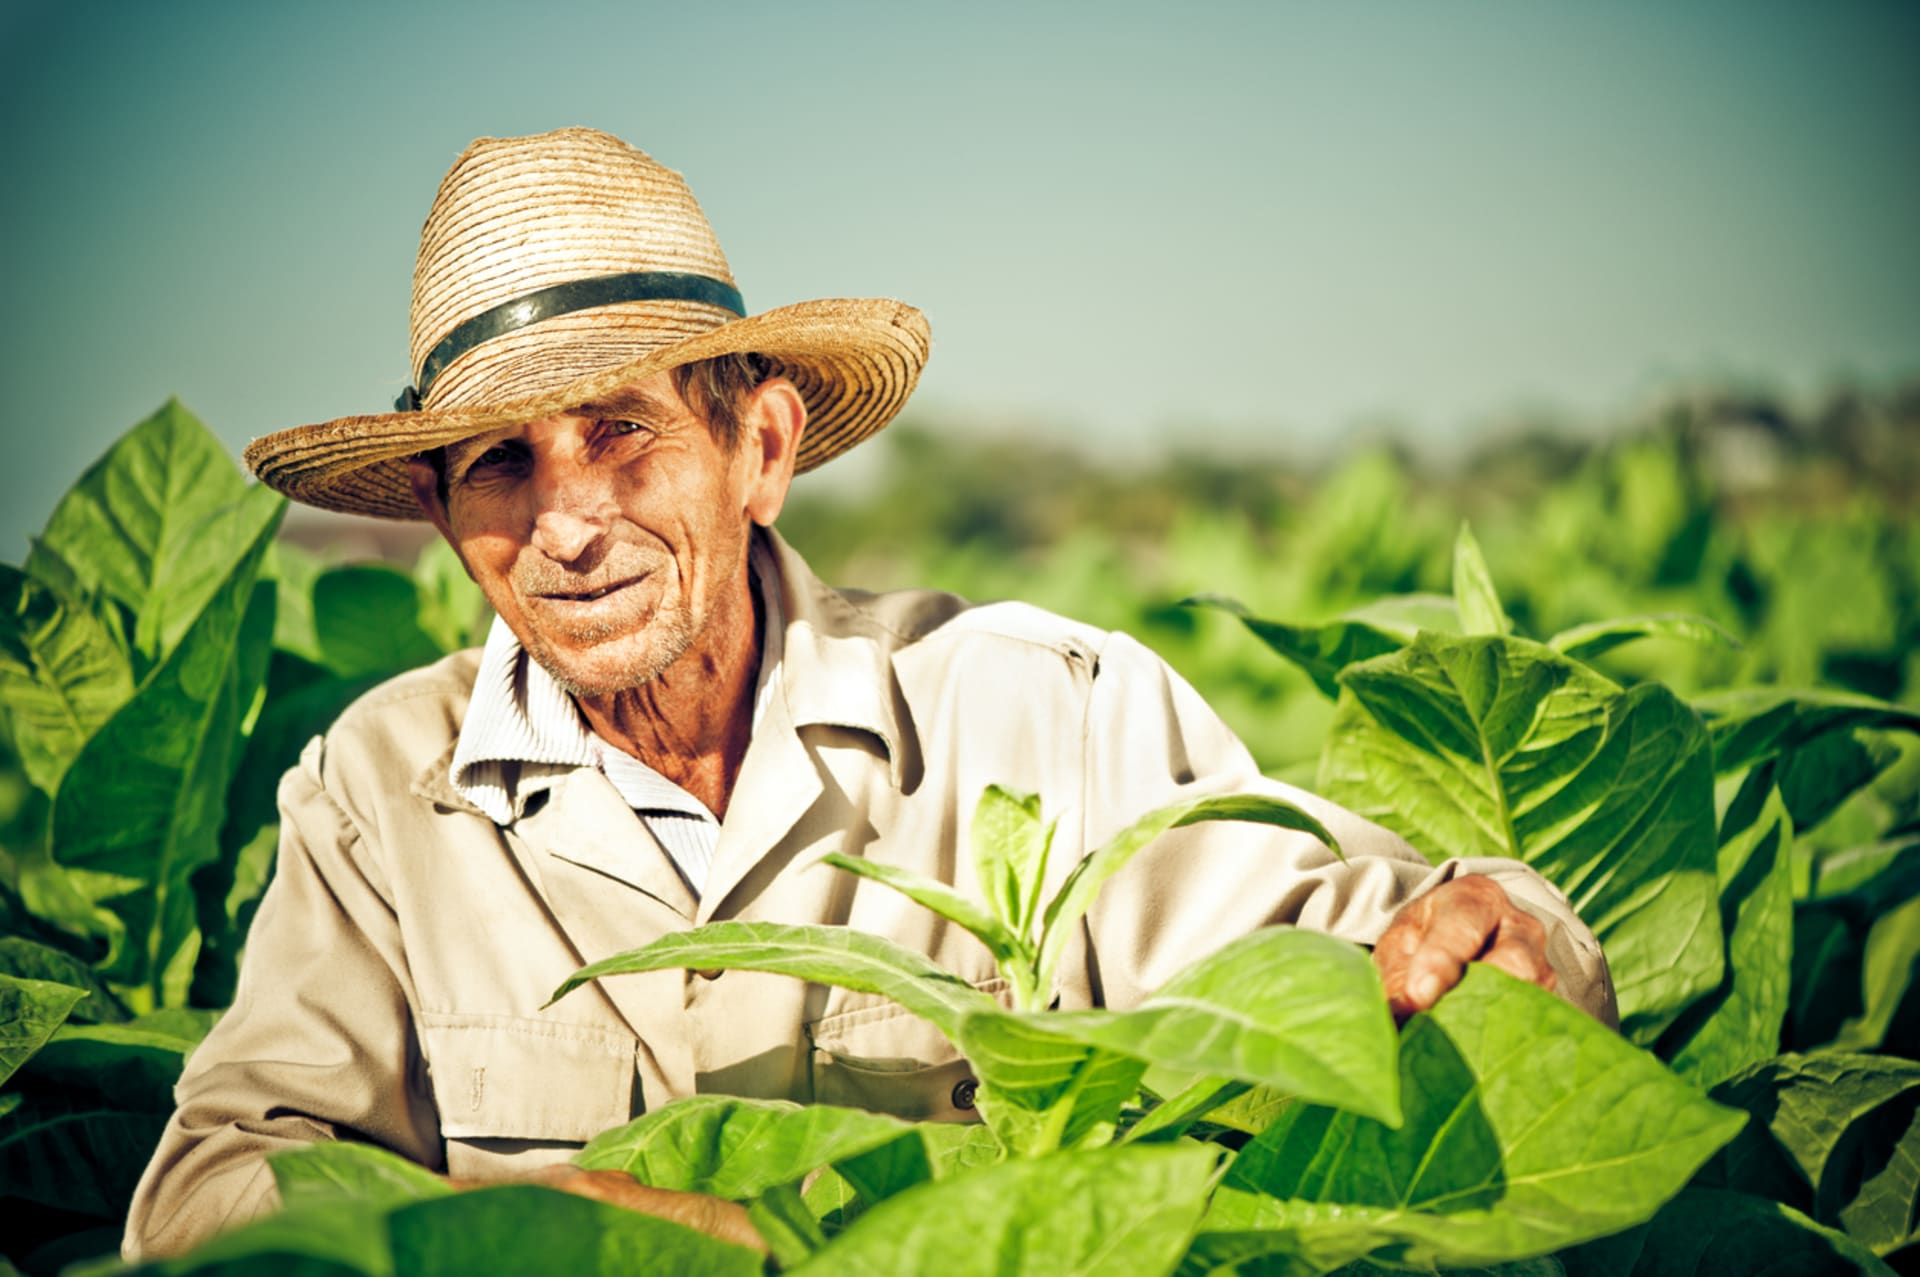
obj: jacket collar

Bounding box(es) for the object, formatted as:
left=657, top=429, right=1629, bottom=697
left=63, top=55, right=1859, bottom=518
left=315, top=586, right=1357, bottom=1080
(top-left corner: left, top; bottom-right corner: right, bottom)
left=411, top=526, right=909, bottom=818
left=762, top=527, right=907, bottom=788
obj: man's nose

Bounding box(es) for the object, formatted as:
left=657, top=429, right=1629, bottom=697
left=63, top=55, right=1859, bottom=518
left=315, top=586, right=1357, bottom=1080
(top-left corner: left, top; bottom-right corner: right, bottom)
left=527, top=462, right=610, bottom=564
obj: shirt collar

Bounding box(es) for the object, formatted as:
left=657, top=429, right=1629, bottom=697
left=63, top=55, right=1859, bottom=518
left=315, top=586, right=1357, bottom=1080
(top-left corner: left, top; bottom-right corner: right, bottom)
left=448, top=532, right=809, bottom=824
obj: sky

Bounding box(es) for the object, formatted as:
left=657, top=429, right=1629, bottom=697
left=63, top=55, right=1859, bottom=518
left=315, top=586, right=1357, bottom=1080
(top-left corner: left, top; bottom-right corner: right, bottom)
left=1, top=1, right=1916, bottom=557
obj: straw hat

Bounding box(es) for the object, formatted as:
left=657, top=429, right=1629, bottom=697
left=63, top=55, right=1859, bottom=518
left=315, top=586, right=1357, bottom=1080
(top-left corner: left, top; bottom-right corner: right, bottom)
left=244, top=128, right=931, bottom=519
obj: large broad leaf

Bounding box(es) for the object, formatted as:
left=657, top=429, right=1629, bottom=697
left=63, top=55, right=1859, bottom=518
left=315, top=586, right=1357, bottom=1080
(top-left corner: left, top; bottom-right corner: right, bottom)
left=26, top=401, right=283, bottom=668
left=1696, top=688, right=1920, bottom=777
left=975, top=928, right=1399, bottom=1127
left=1559, top=1187, right=1897, bottom=1277
left=24, top=1010, right=217, bottom=1110
left=43, top=510, right=280, bottom=1002
left=1657, top=772, right=1793, bottom=1086
left=1209, top=967, right=1743, bottom=1271
left=269, top=1140, right=452, bottom=1212
left=311, top=563, right=445, bottom=680
left=790, top=1142, right=1217, bottom=1276
left=1546, top=612, right=1739, bottom=663
left=0, top=974, right=85, bottom=1087
left=1318, top=633, right=1722, bottom=1041
left=386, top=1184, right=764, bottom=1277
left=1182, top=595, right=1409, bottom=702
left=1036, top=794, right=1339, bottom=990
left=572, top=1096, right=914, bottom=1199
left=0, top=1083, right=171, bottom=1216
left=1, top=1009, right=210, bottom=1220
left=552, top=921, right=999, bottom=1041
left=0, top=936, right=126, bottom=1023
left=1705, top=1052, right=1920, bottom=1255
left=0, top=565, right=134, bottom=794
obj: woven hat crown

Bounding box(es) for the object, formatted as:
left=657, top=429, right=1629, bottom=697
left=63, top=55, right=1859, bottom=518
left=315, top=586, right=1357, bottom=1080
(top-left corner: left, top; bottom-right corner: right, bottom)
left=411, top=128, right=743, bottom=412
left=242, top=126, right=929, bottom=520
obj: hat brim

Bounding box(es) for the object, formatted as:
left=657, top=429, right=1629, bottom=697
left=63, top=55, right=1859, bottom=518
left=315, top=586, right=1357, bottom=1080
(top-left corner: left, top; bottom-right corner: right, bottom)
left=244, top=297, right=930, bottom=520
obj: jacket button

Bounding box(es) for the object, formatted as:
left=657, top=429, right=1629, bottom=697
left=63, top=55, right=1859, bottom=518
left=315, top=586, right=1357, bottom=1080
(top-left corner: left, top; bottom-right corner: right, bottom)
left=694, top=968, right=723, bottom=981
left=951, top=1078, right=978, bottom=1110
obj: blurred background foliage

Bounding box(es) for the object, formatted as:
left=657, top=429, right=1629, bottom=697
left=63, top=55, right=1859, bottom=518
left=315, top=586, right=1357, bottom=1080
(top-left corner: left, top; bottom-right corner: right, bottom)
left=773, top=380, right=1919, bottom=786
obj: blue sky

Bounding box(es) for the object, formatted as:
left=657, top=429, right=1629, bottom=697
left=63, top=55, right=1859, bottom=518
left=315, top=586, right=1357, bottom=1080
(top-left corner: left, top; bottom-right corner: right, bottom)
left=2, top=1, right=1915, bottom=555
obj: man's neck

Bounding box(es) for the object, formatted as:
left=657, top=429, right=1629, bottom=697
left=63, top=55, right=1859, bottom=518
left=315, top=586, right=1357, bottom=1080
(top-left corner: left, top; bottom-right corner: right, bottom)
left=572, top=571, right=763, bottom=821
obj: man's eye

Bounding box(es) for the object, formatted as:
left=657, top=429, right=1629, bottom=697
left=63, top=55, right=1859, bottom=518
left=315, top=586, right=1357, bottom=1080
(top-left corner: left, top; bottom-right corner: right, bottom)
left=607, top=420, right=652, bottom=438
left=459, top=445, right=522, bottom=481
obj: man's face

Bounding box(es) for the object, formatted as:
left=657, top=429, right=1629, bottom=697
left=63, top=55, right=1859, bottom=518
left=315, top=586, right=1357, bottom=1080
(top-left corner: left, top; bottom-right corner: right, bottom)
left=418, top=372, right=783, bottom=699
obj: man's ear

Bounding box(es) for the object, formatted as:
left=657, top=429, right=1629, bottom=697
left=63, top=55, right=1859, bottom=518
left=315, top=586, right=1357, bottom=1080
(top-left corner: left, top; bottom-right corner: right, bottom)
left=740, top=377, right=806, bottom=527
left=406, top=455, right=458, bottom=543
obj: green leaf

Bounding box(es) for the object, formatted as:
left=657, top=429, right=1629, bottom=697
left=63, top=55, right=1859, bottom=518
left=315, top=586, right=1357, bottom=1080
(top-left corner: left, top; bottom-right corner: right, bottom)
left=1182, top=593, right=1422, bottom=700
left=1807, top=829, right=1920, bottom=914
left=970, top=785, right=1050, bottom=940
left=1706, top=1052, right=1920, bottom=1254
left=24, top=1011, right=214, bottom=1109
left=820, top=850, right=1028, bottom=974
left=747, top=1182, right=828, bottom=1267
left=120, top=1201, right=390, bottom=1275
left=0, top=1084, right=171, bottom=1215
left=1546, top=612, right=1739, bottom=662
left=1777, top=730, right=1894, bottom=833
left=44, top=509, right=281, bottom=1001
left=0, top=936, right=127, bottom=1023
left=955, top=1011, right=1148, bottom=1154
left=26, top=401, right=282, bottom=668
left=385, top=1185, right=764, bottom=1277
left=1219, top=967, right=1744, bottom=1269
left=1453, top=523, right=1512, bottom=636
left=411, top=537, right=490, bottom=654
left=311, top=563, right=445, bottom=680
left=552, top=921, right=999, bottom=1041
left=0, top=974, right=85, bottom=1086
left=1319, top=634, right=1723, bottom=1041
left=1559, top=1187, right=1897, bottom=1277
left=1037, top=794, right=1340, bottom=992
left=572, top=1096, right=914, bottom=1199
left=1696, top=687, right=1920, bottom=777
left=1123, top=1077, right=1249, bottom=1144
left=789, top=1142, right=1217, bottom=1276
left=270, top=1140, right=452, bottom=1211
left=1658, top=773, right=1794, bottom=1087
left=0, top=566, right=134, bottom=794
left=1835, top=894, right=1920, bottom=1053
left=989, top=929, right=1399, bottom=1126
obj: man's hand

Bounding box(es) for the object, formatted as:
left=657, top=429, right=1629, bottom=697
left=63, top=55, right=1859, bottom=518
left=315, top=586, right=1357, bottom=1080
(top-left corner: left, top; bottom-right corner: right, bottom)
left=1372, top=875, right=1556, bottom=1022
left=448, top=1166, right=767, bottom=1253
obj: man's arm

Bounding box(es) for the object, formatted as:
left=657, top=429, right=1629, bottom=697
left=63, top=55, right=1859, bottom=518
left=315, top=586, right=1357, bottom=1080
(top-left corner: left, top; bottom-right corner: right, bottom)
left=1076, top=632, right=1617, bottom=1023
left=123, top=743, right=444, bottom=1261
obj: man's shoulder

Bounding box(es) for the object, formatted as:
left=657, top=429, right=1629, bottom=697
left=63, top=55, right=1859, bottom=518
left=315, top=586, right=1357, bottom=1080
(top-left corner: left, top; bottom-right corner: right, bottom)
left=323, top=647, right=484, bottom=757
left=841, top=581, right=1112, bottom=662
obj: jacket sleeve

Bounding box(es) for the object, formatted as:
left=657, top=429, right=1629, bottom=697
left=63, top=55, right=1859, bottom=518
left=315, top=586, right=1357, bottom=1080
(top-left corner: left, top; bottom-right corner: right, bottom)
left=122, top=738, right=443, bottom=1261
left=1079, top=632, right=1617, bottom=1024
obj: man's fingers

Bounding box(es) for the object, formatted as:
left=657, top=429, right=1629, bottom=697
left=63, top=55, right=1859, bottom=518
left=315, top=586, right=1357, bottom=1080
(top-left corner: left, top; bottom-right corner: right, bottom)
left=1373, top=877, right=1557, bottom=1021
left=1480, top=910, right=1556, bottom=991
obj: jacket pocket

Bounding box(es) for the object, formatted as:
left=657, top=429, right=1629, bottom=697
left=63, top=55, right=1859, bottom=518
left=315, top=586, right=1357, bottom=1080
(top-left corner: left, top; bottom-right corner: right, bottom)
left=804, top=979, right=1005, bottom=1122
left=417, top=1012, right=635, bottom=1142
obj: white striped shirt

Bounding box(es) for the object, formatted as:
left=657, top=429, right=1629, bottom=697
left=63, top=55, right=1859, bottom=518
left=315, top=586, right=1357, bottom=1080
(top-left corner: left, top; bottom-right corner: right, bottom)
left=448, top=539, right=785, bottom=896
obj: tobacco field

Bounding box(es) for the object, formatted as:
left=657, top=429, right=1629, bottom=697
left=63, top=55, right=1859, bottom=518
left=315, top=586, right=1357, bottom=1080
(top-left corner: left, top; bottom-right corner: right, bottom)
left=2, top=387, right=1917, bottom=1274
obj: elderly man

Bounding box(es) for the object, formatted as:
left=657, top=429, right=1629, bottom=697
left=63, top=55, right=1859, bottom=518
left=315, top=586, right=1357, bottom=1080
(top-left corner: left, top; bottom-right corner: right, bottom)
left=125, top=128, right=1612, bottom=1258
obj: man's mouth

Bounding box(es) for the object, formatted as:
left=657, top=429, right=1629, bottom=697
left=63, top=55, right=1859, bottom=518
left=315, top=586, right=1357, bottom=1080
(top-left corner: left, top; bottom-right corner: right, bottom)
left=538, top=576, right=643, bottom=603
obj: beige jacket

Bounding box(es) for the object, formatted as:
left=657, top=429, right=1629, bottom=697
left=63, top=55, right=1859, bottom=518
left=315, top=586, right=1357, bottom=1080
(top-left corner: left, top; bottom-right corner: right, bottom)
left=125, top=531, right=1612, bottom=1258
